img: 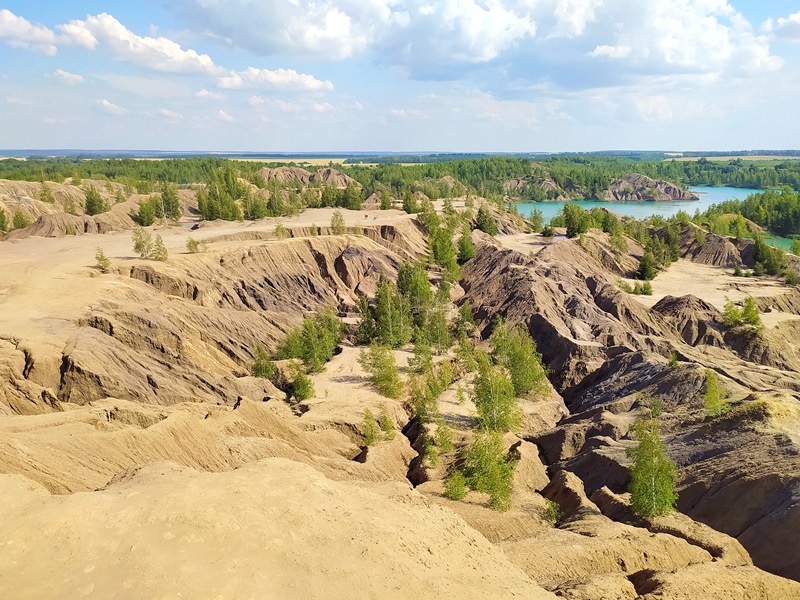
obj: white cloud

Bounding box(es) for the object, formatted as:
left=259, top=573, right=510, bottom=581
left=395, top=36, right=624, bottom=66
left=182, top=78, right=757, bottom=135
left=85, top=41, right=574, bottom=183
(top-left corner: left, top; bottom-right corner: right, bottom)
left=0, top=9, right=57, bottom=55
left=95, top=98, right=127, bottom=115
left=58, top=13, right=221, bottom=74
left=159, top=108, right=184, bottom=122
left=632, top=94, right=673, bottom=122
left=588, top=45, right=632, bottom=59
left=217, top=109, right=234, bottom=122
left=196, top=88, right=222, bottom=99
left=763, top=11, right=800, bottom=42
left=53, top=69, right=85, bottom=84
left=6, top=96, right=31, bottom=105
left=550, top=0, right=603, bottom=38
left=217, top=67, right=334, bottom=92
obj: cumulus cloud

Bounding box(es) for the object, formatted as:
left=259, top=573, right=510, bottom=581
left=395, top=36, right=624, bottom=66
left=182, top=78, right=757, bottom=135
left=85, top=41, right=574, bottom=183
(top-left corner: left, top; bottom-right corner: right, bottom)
left=588, top=45, right=632, bottom=59
left=58, top=13, right=221, bottom=74
left=196, top=88, right=222, bottom=99
left=95, top=98, right=127, bottom=115
left=763, top=11, right=800, bottom=42
left=217, top=67, right=334, bottom=92
left=158, top=108, right=184, bottom=123
left=0, top=9, right=57, bottom=55
left=53, top=69, right=85, bottom=84
left=216, top=109, right=234, bottom=122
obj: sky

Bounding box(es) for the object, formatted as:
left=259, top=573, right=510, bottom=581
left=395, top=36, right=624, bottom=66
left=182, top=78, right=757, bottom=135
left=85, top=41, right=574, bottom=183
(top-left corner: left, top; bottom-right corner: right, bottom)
left=0, top=0, right=799, bottom=153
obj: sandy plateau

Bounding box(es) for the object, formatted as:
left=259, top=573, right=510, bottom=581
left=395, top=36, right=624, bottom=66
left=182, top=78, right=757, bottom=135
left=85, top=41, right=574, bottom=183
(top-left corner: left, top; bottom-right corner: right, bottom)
left=1, top=176, right=800, bottom=599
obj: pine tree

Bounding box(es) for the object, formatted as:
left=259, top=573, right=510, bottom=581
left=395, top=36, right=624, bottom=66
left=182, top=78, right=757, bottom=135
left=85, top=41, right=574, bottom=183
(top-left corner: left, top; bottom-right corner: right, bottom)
left=84, top=185, right=105, bottom=216
left=627, top=402, right=678, bottom=518
left=457, top=224, right=475, bottom=264
left=475, top=204, right=498, bottom=236
left=94, top=247, right=111, bottom=273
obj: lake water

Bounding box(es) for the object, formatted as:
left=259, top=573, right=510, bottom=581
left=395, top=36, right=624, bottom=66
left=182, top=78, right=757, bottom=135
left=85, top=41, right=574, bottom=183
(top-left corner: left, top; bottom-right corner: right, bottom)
left=514, top=186, right=793, bottom=250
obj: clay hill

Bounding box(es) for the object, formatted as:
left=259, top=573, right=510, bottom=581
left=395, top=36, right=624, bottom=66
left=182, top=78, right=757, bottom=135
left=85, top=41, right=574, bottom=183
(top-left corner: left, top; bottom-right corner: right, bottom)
left=0, top=177, right=799, bottom=599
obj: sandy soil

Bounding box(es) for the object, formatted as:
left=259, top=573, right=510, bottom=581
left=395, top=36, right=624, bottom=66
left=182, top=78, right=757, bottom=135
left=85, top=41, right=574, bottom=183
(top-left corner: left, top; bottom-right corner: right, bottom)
left=628, top=259, right=798, bottom=329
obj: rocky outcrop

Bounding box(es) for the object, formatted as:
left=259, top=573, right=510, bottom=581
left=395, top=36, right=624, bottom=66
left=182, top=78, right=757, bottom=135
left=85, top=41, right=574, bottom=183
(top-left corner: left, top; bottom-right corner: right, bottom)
left=596, top=173, right=699, bottom=202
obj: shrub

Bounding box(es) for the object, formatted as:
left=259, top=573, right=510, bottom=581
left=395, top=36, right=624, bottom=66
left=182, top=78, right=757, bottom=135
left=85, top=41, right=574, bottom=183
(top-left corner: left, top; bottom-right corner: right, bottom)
left=331, top=209, right=346, bottom=235
left=741, top=296, right=762, bottom=328
left=668, top=352, right=678, bottom=368
left=358, top=345, right=404, bottom=399
left=457, top=224, right=475, bottom=264
left=378, top=404, right=396, bottom=440
left=443, top=470, right=468, bottom=500
left=618, top=280, right=634, bottom=293
left=541, top=224, right=554, bottom=237
left=251, top=345, right=274, bottom=379
left=137, top=199, right=156, bottom=226
left=463, top=431, right=516, bottom=511
left=290, top=371, right=314, bottom=402
left=362, top=409, right=380, bottom=446
left=39, top=183, right=55, bottom=203
left=274, top=222, right=288, bottom=239
left=473, top=353, right=521, bottom=432
left=95, top=247, right=111, bottom=273
left=543, top=498, right=563, bottom=525
left=722, top=297, right=743, bottom=328
left=0, top=209, right=7, bottom=232
left=733, top=264, right=743, bottom=277
left=275, top=306, right=343, bottom=373
left=636, top=251, right=657, bottom=280
left=490, top=318, right=548, bottom=398
left=435, top=418, right=454, bottom=453
left=475, top=204, right=498, bottom=236
left=186, top=237, right=200, bottom=253
left=151, top=235, right=168, bottom=261
left=84, top=185, right=106, bottom=216
left=12, top=210, right=30, bottom=230
left=704, top=369, right=729, bottom=417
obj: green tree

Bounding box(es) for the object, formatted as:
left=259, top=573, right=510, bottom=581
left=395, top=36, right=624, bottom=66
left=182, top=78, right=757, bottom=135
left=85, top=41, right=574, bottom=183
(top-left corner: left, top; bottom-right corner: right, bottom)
left=374, top=277, right=413, bottom=348
left=741, top=296, right=762, bottom=328
left=637, top=251, right=657, bottom=280
left=12, top=210, right=30, bottom=229
left=84, top=185, right=105, bottom=216
left=39, top=182, right=55, bottom=203
left=290, top=371, right=314, bottom=402
left=397, top=262, right=432, bottom=328
left=132, top=226, right=153, bottom=258
left=362, top=409, right=381, bottom=445
left=137, top=198, right=156, bottom=226
left=95, top=247, right=111, bottom=273
left=408, top=334, right=434, bottom=374
left=443, top=470, right=468, bottom=500
left=378, top=404, right=396, bottom=440
left=330, top=208, right=347, bottom=235
left=275, top=306, right=343, bottom=373
left=475, top=204, right=498, bottom=236
left=0, top=209, right=7, bottom=232
left=151, top=235, right=168, bottom=261
left=626, top=404, right=678, bottom=518
left=463, top=431, right=517, bottom=511
left=490, top=317, right=548, bottom=397
left=563, top=203, right=589, bottom=238
left=358, top=344, right=404, bottom=399
left=251, top=344, right=275, bottom=379
left=457, top=224, right=475, bottom=264
left=158, top=182, right=181, bottom=221
left=274, top=221, right=288, bottom=239
left=704, top=369, right=729, bottom=417
left=722, top=297, right=743, bottom=328
left=473, top=352, right=522, bottom=432
left=379, top=189, right=392, bottom=210
left=791, top=239, right=800, bottom=256
left=242, top=188, right=267, bottom=220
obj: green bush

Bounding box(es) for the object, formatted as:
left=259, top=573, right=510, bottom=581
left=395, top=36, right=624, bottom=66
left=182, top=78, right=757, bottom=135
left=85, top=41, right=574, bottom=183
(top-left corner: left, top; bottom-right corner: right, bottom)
left=722, top=297, right=743, bottom=328
left=330, top=209, right=346, bottom=235
left=627, top=404, right=677, bottom=518
left=274, top=221, right=288, bottom=239
left=443, top=470, right=468, bottom=500
left=12, top=210, right=30, bottom=230
left=362, top=409, right=380, bottom=446
left=378, top=404, right=396, bottom=440
left=84, top=185, right=106, bottom=216
left=290, top=371, right=314, bottom=402
left=0, top=209, right=7, bottom=232
left=251, top=345, right=275, bottom=379
left=463, top=431, right=517, bottom=512
left=543, top=498, right=563, bottom=526
left=358, top=344, right=404, bottom=399
left=704, top=369, right=729, bottom=417
left=186, top=237, right=201, bottom=253
left=476, top=204, right=498, bottom=236
left=95, top=247, right=111, bottom=273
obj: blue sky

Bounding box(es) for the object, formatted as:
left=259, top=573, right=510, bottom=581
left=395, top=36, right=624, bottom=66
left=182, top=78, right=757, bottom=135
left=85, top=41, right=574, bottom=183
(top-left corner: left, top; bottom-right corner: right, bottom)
left=1, top=1, right=799, bottom=152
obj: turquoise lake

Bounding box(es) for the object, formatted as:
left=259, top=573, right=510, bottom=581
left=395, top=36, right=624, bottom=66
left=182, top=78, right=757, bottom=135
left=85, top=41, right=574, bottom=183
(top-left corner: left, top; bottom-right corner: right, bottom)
left=514, top=186, right=793, bottom=250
